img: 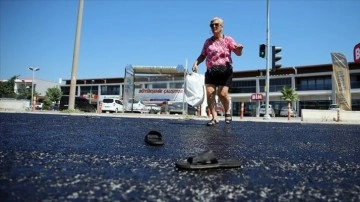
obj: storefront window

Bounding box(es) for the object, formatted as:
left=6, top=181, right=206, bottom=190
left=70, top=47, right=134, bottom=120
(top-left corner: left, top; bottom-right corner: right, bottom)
left=101, top=85, right=120, bottom=95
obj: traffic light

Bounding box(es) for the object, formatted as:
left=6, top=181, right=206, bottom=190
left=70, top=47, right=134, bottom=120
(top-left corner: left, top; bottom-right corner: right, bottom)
left=259, top=44, right=266, bottom=58
left=272, top=46, right=282, bottom=71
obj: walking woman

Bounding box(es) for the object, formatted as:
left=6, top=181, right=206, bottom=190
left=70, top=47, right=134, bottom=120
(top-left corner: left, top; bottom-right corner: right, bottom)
left=192, top=17, right=243, bottom=126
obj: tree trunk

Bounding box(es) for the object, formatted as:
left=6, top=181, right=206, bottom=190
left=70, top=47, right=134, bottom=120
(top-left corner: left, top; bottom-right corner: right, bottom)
left=288, top=101, right=291, bottom=120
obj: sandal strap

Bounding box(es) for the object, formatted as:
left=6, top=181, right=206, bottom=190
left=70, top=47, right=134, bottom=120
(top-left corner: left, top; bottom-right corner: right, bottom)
left=225, top=114, right=232, bottom=123
left=187, top=150, right=218, bottom=165
left=207, top=119, right=219, bottom=126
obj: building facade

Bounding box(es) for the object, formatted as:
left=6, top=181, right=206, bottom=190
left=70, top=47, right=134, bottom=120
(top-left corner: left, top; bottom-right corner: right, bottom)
left=60, top=62, right=360, bottom=116
left=230, top=62, right=360, bottom=116
left=60, top=77, right=124, bottom=106
left=2, top=78, right=60, bottom=99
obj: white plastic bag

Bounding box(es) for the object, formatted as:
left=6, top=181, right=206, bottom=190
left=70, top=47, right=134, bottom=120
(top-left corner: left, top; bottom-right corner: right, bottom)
left=185, top=73, right=205, bottom=107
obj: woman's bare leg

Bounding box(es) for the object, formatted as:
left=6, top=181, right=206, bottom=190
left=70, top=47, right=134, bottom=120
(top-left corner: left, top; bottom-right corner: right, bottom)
left=217, top=86, right=230, bottom=114
left=206, top=84, right=218, bottom=121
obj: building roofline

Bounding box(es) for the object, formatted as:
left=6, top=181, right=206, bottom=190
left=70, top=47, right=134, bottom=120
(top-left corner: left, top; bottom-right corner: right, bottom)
left=233, top=62, right=360, bottom=78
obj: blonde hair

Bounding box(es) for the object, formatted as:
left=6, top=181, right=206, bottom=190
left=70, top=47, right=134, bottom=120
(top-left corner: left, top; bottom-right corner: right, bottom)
left=210, top=17, right=224, bottom=26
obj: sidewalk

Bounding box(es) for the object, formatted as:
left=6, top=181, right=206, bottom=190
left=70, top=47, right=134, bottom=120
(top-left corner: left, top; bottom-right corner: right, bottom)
left=8, top=109, right=359, bottom=125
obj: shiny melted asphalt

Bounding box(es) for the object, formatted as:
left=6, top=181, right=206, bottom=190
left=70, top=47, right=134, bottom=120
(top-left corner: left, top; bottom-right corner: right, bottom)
left=0, top=112, right=359, bottom=201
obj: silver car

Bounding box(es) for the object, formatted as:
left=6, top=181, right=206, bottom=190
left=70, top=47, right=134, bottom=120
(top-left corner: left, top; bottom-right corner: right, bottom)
left=125, top=99, right=146, bottom=112
left=280, top=106, right=298, bottom=117
left=168, top=102, right=197, bottom=115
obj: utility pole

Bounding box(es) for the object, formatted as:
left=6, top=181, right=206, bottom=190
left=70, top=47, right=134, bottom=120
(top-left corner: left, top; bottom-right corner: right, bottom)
left=69, top=0, right=84, bottom=110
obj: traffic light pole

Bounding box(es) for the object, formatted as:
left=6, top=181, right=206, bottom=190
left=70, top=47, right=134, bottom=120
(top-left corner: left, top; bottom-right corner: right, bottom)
left=264, top=0, right=271, bottom=120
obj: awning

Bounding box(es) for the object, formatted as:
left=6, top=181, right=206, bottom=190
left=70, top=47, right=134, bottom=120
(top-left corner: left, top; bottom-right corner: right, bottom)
left=132, top=66, right=185, bottom=75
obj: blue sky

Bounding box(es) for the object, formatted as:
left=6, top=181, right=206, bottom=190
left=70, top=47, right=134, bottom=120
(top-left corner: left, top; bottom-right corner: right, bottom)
left=1, top=0, right=359, bottom=83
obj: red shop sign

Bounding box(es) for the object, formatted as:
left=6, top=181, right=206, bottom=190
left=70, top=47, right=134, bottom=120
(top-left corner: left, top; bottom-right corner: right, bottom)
left=251, top=93, right=263, bottom=101
left=354, top=43, right=360, bottom=63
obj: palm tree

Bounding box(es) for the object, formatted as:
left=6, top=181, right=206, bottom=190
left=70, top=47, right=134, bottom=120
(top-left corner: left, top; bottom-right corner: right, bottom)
left=45, top=87, right=62, bottom=110
left=280, top=86, right=298, bottom=119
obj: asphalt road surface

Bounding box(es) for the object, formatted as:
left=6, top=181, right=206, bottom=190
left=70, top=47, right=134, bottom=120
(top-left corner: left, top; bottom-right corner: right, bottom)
left=0, top=112, right=359, bottom=201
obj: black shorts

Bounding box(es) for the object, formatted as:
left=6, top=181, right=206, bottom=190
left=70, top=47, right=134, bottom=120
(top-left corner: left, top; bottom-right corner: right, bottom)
left=205, top=65, right=233, bottom=87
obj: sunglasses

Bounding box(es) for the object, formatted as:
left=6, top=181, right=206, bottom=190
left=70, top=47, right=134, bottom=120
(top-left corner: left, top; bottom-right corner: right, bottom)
left=209, top=23, right=220, bottom=28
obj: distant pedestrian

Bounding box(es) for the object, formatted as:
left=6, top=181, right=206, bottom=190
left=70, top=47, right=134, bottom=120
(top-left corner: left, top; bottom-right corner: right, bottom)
left=161, top=101, right=168, bottom=114
left=192, top=17, right=243, bottom=126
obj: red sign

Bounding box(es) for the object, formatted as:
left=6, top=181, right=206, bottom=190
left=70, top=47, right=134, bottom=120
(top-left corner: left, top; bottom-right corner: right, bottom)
left=354, top=43, right=360, bottom=63
left=251, top=93, right=263, bottom=100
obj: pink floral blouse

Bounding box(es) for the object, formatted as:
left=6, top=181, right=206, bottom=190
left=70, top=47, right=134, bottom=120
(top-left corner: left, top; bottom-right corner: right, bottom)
left=201, top=35, right=238, bottom=69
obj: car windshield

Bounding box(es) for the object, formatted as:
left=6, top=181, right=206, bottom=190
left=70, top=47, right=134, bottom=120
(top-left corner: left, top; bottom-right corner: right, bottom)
left=171, top=102, right=184, bottom=107
left=128, top=99, right=139, bottom=103
left=329, top=104, right=339, bottom=109
left=103, top=99, right=114, bottom=103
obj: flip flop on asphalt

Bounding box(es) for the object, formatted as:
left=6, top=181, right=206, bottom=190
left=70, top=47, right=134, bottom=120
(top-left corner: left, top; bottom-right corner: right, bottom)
left=175, top=150, right=241, bottom=170
left=144, top=130, right=164, bottom=146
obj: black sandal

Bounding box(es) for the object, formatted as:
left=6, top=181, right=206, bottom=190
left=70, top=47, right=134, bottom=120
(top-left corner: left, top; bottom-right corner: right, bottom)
left=225, top=114, right=232, bottom=124
left=206, top=119, right=219, bottom=126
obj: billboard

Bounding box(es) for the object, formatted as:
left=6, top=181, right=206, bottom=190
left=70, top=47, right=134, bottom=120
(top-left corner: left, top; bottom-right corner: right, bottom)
left=330, top=53, right=352, bottom=111
left=134, top=88, right=184, bottom=103
left=123, top=66, right=134, bottom=109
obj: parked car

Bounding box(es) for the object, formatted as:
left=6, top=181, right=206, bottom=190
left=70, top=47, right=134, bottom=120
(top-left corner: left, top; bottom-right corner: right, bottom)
left=244, top=108, right=256, bottom=117
left=101, top=98, right=123, bottom=113
left=168, top=102, right=197, bottom=115
left=59, top=96, right=96, bottom=112
left=329, top=104, right=340, bottom=110
left=35, top=102, right=43, bottom=110
left=280, top=106, right=298, bottom=117
left=259, top=104, right=275, bottom=117
left=145, top=104, right=161, bottom=114
left=50, top=102, right=59, bottom=111
left=125, top=98, right=146, bottom=112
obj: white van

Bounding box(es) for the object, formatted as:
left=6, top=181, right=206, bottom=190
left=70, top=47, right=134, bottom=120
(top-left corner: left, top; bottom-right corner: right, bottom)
left=259, top=104, right=276, bottom=117
left=101, top=98, right=123, bottom=113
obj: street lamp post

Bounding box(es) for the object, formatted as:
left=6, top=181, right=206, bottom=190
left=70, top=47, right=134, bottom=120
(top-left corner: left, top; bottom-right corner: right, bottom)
left=29, top=66, right=40, bottom=111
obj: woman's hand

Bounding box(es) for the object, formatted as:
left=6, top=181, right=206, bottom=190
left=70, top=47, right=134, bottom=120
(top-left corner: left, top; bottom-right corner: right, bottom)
left=192, top=64, right=198, bottom=73
left=192, top=54, right=205, bottom=72
left=234, top=44, right=243, bottom=56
